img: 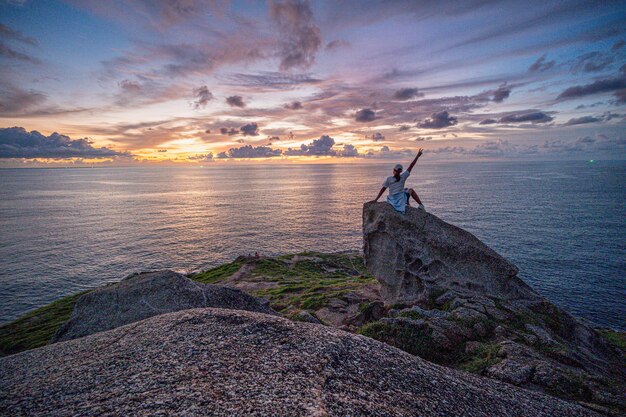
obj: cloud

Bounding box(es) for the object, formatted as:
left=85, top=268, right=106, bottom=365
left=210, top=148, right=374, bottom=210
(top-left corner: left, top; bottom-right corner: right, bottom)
left=418, top=111, right=458, bottom=129
left=0, top=85, right=46, bottom=116
left=563, top=115, right=601, bottom=126
left=220, top=127, right=238, bottom=135
left=355, top=108, right=376, bottom=122
left=223, top=72, right=321, bottom=90
left=415, top=136, right=431, bottom=141
left=225, top=95, right=245, bottom=108
left=393, top=87, right=423, bottom=100
left=371, top=132, right=385, bottom=141
left=398, top=125, right=411, bottom=131
left=0, top=41, right=40, bottom=63
left=188, top=152, right=214, bottom=162
left=284, top=101, right=303, bottom=110
left=492, top=86, right=511, bottom=103
left=270, top=0, right=322, bottom=71
left=612, top=40, right=625, bottom=51
left=0, top=127, right=128, bottom=159
left=285, top=135, right=336, bottom=156
left=240, top=123, right=259, bottom=136
left=192, top=85, right=213, bottom=109
left=340, top=143, right=359, bottom=157
left=325, top=39, right=350, bottom=50
left=557, top=77, right=626, bottom=100
left=528, top=54, right=556, bottom=72
left=570, top=51, right=614, bottom=74
left=0, top=23, right=37, bottom=46
left=499, top=111, right=553, bottom=124
left=217, top=144, right=282, bottom=158
left=479, top=118, right=498, bottom=125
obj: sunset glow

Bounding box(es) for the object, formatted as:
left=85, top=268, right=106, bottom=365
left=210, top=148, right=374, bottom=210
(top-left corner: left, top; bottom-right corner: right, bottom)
left=1, top=0, right=625, bottom=166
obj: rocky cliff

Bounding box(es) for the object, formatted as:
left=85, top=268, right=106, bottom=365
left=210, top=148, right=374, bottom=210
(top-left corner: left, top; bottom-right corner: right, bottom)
left=0, top=308, right=597, bottom=417
left=362, top=202, right=625, bottom=413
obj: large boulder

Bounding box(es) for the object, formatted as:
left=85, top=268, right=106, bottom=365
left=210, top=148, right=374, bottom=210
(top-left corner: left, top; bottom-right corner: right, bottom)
left=0, top=308, right=597, bottom=417
left=362, top=202, right=625, bottom=412
left=363, top=202, right=535, bottom=304
left=52, top=270, right=275, bottom=342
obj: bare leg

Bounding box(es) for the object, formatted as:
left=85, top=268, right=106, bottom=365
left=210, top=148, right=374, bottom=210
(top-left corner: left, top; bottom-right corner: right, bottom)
left=409, top=188, right=423, bottom=205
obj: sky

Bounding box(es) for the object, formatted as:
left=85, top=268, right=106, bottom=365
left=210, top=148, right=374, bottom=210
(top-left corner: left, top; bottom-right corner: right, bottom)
left=0, top=0, right=625, bottom=166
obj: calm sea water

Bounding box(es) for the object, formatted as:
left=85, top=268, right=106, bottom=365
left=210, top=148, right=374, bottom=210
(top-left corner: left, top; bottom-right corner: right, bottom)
left=0, top=161, right=624, bottom=329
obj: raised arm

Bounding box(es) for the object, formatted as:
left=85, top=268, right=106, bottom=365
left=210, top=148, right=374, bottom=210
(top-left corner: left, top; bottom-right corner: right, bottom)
left=373, top=187, right=386, bottom=202
left=407, top=148, right=423, bottom=173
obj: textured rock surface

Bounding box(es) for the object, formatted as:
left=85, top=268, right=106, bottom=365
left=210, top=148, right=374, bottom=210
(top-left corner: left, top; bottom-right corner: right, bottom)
left=0, top=308, right=598, bottom=417
left=52, top=270, right=275, bottom=342
left=362, top=202, right=625, bottom=413
left=363, top=202, right=535, bottom=304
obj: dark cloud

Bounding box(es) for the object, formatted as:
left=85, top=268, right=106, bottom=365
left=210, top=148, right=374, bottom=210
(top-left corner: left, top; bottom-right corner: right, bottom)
left=118, top=79, right=142, bottom=93
left=557, top=77, right=626, bottom=101
left=157, top=149, right=167, bottom=152
left=398, top=125, right=411, bottom=132
left=267, top=136, right=281, bottom=141
left=499, top=111, right=553, bottom=124
left=192, top=85, right=214, bottom=109
left=217, top=144, right=282, bottom=158
left=325, top=39, right=350, bottom=50
left=0, top=23, right=37, bottom=46
left=418, top=111, right=458, bottom=129
left=0, top=41, right=40, bottom=63
left=371, top=132, right=385, bottom=141
left=355, top=108, right=376, bottom=122
left=223, top=72, right=321, bottom=90
left=564, top=116, right=601, bottom=126
left=571, top=51, right=614, bottom=74
left=393, top=88, right=422, bottom=100
left=0, top=85, right=46, bottom=116
left=492, top=86, right=511, bottom=103
left=612, top=40, right=625, bottom=51
left=240, top=122, right=259, bottom=136
left=270, top=0, right=322, bottom=71
left=285, top=135, right=336, bottom=156
left=220, top=127, right=238, bottom=135
left=528, top=54, right=556, bottom=72
left=415, top=136, right=432, bottom=141
left=0, top=127, right=128, bottom=159
left=340, top=144, right=359, bottom=157
left=479, top=118, right=498, bottom=125
left=284, top=101, right=303, bottom=110
left=188, top=152, right=214, bottom=162
left=225, top=95, right=245, bottom=108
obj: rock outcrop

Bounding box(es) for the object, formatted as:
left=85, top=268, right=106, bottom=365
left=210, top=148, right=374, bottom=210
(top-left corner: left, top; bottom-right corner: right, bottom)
left=363, top=202, right=534, bottom=304
left=362, top=202, right=625, bottom=413
left=0, top=308, right=598, bottom=417
left=52, top=270, right=275, bottom=343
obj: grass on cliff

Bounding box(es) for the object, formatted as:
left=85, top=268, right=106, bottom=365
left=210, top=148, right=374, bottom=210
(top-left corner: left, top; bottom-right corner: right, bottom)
left=458, top=343, right=501, bottom=374
left=598, top=329, right=626, bottom=350
left=191, top=252, right=374, bottom=312
left=0, top=291, right=88, bottom=357
left=2, top=252, right=373, bottom=357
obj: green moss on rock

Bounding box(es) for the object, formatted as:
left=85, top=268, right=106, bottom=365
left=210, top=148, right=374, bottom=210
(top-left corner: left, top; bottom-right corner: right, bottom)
left=0, top=291, right=88, bottom=357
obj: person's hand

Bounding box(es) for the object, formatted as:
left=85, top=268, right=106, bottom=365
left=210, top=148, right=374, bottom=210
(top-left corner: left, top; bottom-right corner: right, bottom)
left=417, top=148, right=423, bottom=158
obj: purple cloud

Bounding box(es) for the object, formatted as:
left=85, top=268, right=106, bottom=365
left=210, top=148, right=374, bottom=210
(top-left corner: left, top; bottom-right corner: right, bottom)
left=0, top=127, right=128, bottom=159
left=226, top=95, right=245, bottom=108
left=192, top=85, right=214, bottom=109
left=217, top=144, right=282, bottom=158
left=355, top=108, right=376, bottom=122
left=418, top=111, right=458, bottom=129
left=393, top=88, right=422, bottom=100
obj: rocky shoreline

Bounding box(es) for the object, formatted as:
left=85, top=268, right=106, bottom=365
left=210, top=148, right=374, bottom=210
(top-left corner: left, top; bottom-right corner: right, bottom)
left=1, top=203, right=624, bottom=415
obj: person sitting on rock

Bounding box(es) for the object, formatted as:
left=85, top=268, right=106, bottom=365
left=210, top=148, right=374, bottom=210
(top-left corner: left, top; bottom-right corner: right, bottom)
left=372, top=149, right=425, bottom=213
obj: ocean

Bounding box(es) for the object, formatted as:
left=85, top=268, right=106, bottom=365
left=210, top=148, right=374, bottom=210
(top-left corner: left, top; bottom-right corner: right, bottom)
left=1, top=160, right=624, bottom=329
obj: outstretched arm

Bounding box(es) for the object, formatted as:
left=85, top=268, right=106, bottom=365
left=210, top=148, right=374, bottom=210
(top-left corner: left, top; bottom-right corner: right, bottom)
left=373, top=187, right=386, bottom=202
left=407, top=148, right=423, bottom=173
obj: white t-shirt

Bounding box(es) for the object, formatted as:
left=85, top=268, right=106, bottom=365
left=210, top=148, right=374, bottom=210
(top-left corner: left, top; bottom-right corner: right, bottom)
left=383, top=170, right=410, bottom=195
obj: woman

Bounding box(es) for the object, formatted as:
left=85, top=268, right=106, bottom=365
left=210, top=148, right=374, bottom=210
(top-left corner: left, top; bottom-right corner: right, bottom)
left=372, top=149, right=425, bottom=214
